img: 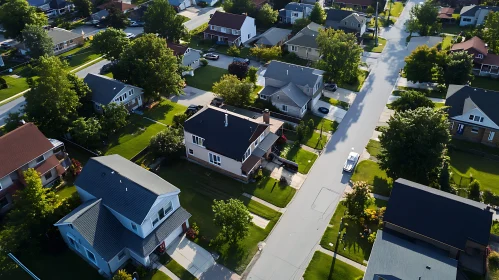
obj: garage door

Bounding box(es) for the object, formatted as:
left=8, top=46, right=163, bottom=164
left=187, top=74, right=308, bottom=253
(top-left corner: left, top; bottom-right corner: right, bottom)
left=311, top=91, right=321, bottom=107
left=164, top=224, right=183, bottom=248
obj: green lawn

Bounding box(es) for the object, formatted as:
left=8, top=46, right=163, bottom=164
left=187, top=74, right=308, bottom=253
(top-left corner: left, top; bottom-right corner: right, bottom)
left=151, top=271, right=172, bottom=280
left=55, top=184, right=76, bottom=200
left=366, top=139, right=382, bottom=158
left=303, top=251, right=364, bottom=280
left=441, top=35, right=453, bottom=50
left=246, top=172, right=296, bottom=207
left=162, top=258, right=197, bottom=280
left=388, top=2, right=404, bottom=17
left=434, top=102, right=446, bottom=109
left=0, top=75, right=29, bottom=102
left=470, top=76, right=499, bottom=91
left=449, top=150, right=499, bottom=194
left=338, top=70, right=369, bottom=92
left=320, top=96, right=349, bottom=110
left=184, top=65, right=228, bottom=91
left=364, top=37, right=387, bottom=53
left=441, top=24, right=464, bottom=35
left=302, top=131, right=328, bottom=150
left=351, top=160, right=392, bottom=196
left=59, top=42, right=101, bottom=70
left=281, top=143, right=318, bottom=174
left=158, top=160, right=282, bottom=273
left=303, top=114, right=339, bottom=133
left=450, top=139, right=499, bottom=157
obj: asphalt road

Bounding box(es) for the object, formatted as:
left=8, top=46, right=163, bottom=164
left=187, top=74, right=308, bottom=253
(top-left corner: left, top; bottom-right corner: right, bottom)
left=245, top=1, right=423, bottom=279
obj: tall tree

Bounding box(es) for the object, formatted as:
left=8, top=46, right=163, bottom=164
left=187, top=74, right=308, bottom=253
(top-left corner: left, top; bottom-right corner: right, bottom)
left=439, top=161, right=452, bottom=193
left=379, top=107, right=451, bottom=185
left=143, top=0, right=188, bottom=43
left=21, top=25, right=54, bottom=58
left=468, top=179, right=482, bottom=202
left=3, top=112, right=24, bottom=133
left=249, top=44, right=282, bottom=62
left=71, top=0, right=93, bottom=17
left=390, top=90, right=434, bottom=112
left=212, top=199, right=252, bottom=245
left=407, top=1, right=440, bottom=36
left=212, top=74, right=254, bottom=106
left=342, top=181, right=371, bottom=218
left=106, top=6, right=130, bottom=29
left=223, top=0, right=256, bottom=15
left=113, top=34, right=184, bottom=100
left=292, top=18, right=311, bottom=33
left=149, top=127, right=185, bottom=158
left=404, top=45, right=440, bottom=83
left=316, top=28, right=363, bottom=84
left=101, top=103, right=129, bottom=135
left=67, top=72, right=93, bottom=117
left=484, top=12, right=499, bottom=54
left=0, top=0, right=47, bottom=40
left=228, top=61, right=249, bottom=79
left=443, top=50, right=474, bottom=85
left=257, top=4, right=278, bottom=27
left=92, top=28, right=130, bottom=61
left=272, top=0, right=291, bottom=10
left=71, top=117, right=102, bottom=147
left=309, top=2, right=326, bottom=24
left=24, top=56, right=81, bottom=137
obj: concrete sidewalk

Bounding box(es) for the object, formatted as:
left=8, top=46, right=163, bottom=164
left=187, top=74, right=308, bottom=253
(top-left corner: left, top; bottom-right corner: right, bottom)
left=397, top=77, right=438, bottom=90
left=316, top=246, right=368, bottom=271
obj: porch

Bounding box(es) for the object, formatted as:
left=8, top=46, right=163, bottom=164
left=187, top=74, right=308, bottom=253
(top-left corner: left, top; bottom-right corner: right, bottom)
left=203, top=31, right=241, bottom=46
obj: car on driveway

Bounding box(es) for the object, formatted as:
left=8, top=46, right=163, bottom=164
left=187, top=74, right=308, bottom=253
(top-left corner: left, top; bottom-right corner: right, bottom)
left=203, top=53, right=219, bottom=60
left=343, top=152, right=360, bottom=172
left=126, top=33, right=136, bottom=39
left=318, top=107, right=329, bottom=114
left=129, top=21, right=144, bottom=27
left=233, top=57, right=250, bottom=65
left=185, top=105, right=203, bottom=116
left=1, top=42, right=12, bottom=49
left=324, top=83, right=338, bottom=92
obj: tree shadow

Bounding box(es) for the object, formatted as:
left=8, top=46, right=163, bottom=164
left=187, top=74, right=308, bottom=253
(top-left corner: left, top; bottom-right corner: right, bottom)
left=372, top=176, right=392, bottom=197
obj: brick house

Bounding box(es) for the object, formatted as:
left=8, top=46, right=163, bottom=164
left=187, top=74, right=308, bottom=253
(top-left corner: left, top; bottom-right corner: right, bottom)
left=451, top=36, right=499, bottom=78
left=445, top=85, right=499, bottom=146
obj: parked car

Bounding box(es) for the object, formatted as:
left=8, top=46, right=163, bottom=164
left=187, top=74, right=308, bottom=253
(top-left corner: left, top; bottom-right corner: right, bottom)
left=324, top=83, right=338, bottom=92
left=203, top=53, right=219, bottom=60
left=210, top=97, right=224, bottom=107
left=129, top=21, right=144, bottom=27
left=125, top=33, right=136, bottom=39
left=343, top=152, right=360, bottom=172
left=1, top=42, right=12, bottom=49
left=185, top=105, right=203, bottom=116
left=233, top=57, right=250, bottom=65
left=318, top=107, right=329, bottom=114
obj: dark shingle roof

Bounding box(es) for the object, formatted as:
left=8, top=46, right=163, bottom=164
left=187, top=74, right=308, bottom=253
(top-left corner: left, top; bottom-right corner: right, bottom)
left=450, top=36, right=488, bottom=55
left=445, top=85, right=499, bottom=126
left=84, top=73, right=127, bottom=105
left=264, top=60, right=324, bottom=87
left=285, top=22, right=323, bottom=49
left=384, top=179, right=492, bottom=250
left=184, top=107, right=268, bottom=161
left=256, top=27, right=292, bottom=46
left=326, top=9, right=356, bottom=22
left=208, top=11, right=248, bottom=30
left=75, top=155, right=179, bottom=224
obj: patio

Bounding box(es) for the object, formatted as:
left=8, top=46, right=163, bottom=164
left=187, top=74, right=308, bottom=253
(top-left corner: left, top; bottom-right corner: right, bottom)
left=261, top=160, right=306, bottom=189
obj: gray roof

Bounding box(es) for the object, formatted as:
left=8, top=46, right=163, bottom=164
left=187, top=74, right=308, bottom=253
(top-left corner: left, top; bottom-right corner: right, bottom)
left=272, top=83, right=310, bottom=107
left=363, top=230, right=458, bottom=280
left=460, top=5, right=499, bottom=17
left=284, top=2, right=314, bottom=11
left=256, top=28, right=292, bottom=46
left=183, top=49, right=201, bottom=66
left=47, top=27, right=82, bottom=45
left=285, top=22, right=323, bottom=49
left=259, top=86, right=279, bottom=97
left=91, top=9, right=109, bottom=21
left=55, top=199, right=191, bottom=261
left=264, top=60, right=324, bottom=88
left=84, top=73, right=128, bottom=105
left=75, top=155, right=180, bottom=224
left=326, top=9, right=357, bottom=22
left=445, top=85, right=499, bottom=127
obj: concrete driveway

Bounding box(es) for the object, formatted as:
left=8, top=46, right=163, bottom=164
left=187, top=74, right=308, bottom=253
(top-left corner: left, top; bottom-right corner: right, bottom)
left=181, top=6, right=221, bottom=31
left=312, top=100, right=347, bottom=123
left=170, top=86, right=215, bottom=107
left=323, top=88, right=357, bottom=104
left=75, top=59, right=110, bottom=78
left=202, top=53, right=262, bottom=70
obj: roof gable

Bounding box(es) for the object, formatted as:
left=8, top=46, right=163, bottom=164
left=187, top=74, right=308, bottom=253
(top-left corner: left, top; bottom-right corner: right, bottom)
left=460, top=5, right=499, bottom=17
left=84, top=73, right=129, bottom=105
left=284, top=2, right=313, bottom=11
left=285, top=23, right=323, bottom=48
left=450, top=36, right=488, bottom=55
left=264, top=60, right=324, bottom=87
left=445, top=85, right=499, bottom=126
left=326, top=9, right=356, bottom=22
left=47, top=27, right=82, bottom=45
left=166, top=42, right=188, bottom=56
left=273, top=83, right=309, bottom=107
left=208, top=11, right=248, bottom=30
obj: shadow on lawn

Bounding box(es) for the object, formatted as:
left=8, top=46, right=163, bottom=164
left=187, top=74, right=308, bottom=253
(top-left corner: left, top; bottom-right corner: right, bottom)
left=104, top=115, right=152, bottom=148
left=372, top=176, right=392, bottom=197
left=143, top=101, right=177, bottom=122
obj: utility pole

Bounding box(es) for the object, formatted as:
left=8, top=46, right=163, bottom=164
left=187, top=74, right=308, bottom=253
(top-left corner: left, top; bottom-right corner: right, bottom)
left=374, top=0, right=379, bottom=46
left=8, top=253, right=40, bottom=280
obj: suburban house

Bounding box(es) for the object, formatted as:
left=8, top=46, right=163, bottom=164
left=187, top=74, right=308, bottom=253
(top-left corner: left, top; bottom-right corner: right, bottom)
left=168, top=0, right=196, bottom=11
left=285, top=22, right=323, bottom=61
left=0, top=123, right=71, bottom=214
left=459, top=5, right=499, bottom=26
left=183, top=107, right=284, bottom=182
left=364, top=178, right=493, bottom=279
left=445, top=85, right=499, bottom=146
left=325, top=9, right=367, bottom=36
left=260, top=60, right=324, bottom=118
left=16, top=27, right=84, bottom=56
left=278, top=3, right=314, bottom=24
left=91, top=9, right=109, bottom=23
left=437, top=7, right=455, bottom=23
left=332, top=0, right=371, bottom=11
left=451, top=36, right=499, bottom=77
left=28, top=0, right=73, bottom=17
left=203, top=11, right=256, bottom=46
left=166, top=42, right=201, bottom=76
left=97, top=1, right=136, bottom=13
left=255, top=27, right=292, bottom=47
left=54, top=155, right=192, bottom=277
left=84, top=73, right=144, bottom=112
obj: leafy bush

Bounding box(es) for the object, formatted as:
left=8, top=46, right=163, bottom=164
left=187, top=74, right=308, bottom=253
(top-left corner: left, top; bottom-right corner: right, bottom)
left=283, top=122, right=295, bottom=130
left=468, top=179, right=482, bottom=202
left=0, top=77, right=7, bottom=89
left=149, top=127, right=185, bottom=158
left=254, top=168, right=264, bottom=180
left=489, top=251, right=499, bottom=270
left=200, top=58, right=208, bottom=66
left=368, top=232, right=377, bottom=243
left=186, top=222, right=200, bottom=240
left=228, top=61, right=249, bottom=79
left=136, top=266, right=149, bottom=279
left=280, top=176, right=288, bottom=186
left=113, top=270, right=132, bottom=280
left=247, top=66, right=258, bottom=84
left=70, top=158, right=83, bottom=176
left=227, top=45, right=241, bottom=57
left=172, top=113, right=189, bottom=128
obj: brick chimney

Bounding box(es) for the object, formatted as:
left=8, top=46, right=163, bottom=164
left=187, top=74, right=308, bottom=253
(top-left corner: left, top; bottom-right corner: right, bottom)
left=263, top=109, right=270, bottom=124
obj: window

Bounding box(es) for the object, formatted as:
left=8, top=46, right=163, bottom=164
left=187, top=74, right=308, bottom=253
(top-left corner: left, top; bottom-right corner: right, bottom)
left=463, top=18, right=472, bottom=22
left=480, top=117, right=484, bottom=122
left=158, top=208, right=165, bottom=220
left=209, top=153, right=221, bottom=166
left=358, top=24, right=361, bottom=27
left=260, top=94, right=267, bottom=100
left=188, top=149, right=194, bottom=155
left=131, top=223, right=137, bottom=231
left=36, top=155, right=44, bottom=163
left=69, top=224, right=73, bottom=229
left=164, top=202, right=173, bottom=216
left=67, top=235, right=79, bottom=251
left=254, top=138, right=259, bottom=147
left=44, top=171, right=53, bottom=180
left=450, top=121, right=454, bottom=130
left=85, top=248, right=97, bottom=265
left=243, top=147, right=251, bottom=161
left=192, top=135, right=204, bottom=146
left=290, top=45, right=297, bottom=51
left=474, top=115, right=480, bottom=121
left=471, top=126, right=479, bottom=134
left=0, top=197, right=8, bottom=209
left=118, top=251, right=126, bottom=261
left=292, top=12, right=299, bottom=17
left=489, top=131, right=496, bottom=141
left=210, top=25, right=214, bottom=30
left=260, top=133, right=265, bottom=142
left=282, top=105, right=288, bottom=112
left=248, top=34, right=250, bottom=39
left=152, top=217, right=159, bottom=226
left=469, top=115, right=475, bottom=120
left=477, top=54, right=484, bottom=59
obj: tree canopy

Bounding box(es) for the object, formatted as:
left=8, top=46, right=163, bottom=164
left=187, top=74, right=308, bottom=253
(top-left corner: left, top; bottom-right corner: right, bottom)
left=113, top=34, right=184, bottom=100
left=292, top=18, right=311, bottom=33
left=92, top=28, right=130, bottom=61
left=390, top=90, right=434, bottom=112
left=257, top=3, right=278, bottom=27
left=149, top=127, right=185, bottom=158
left=101, top=103, right=129, bottom=135
left=250, top=45, right=282, bottom=62
left=309, top=2, right=326, bottom=24
left=0, top=0, right=47, bottom=40
left=21, top=24, right=54, bottom=58
left=223, top=0, right=256, bottom=15
left=25, top=56, right=81, bottom=137
left=468, top=179, right=482, bottom=202
left=316, top=28, right=363, bottom=84
left=343, top=181, right=371, bottom=218
left=403, top=45, right=442, bottom=83
left=143, top=0, right=188, bottom=43
left=3, top=112, right=24, bottom=133
left=212, top=74, right=254, bottom=106
left=106, top=6, right=129, bottom=29
left=484, top=12, right=499, bottom=54
left=71, top=117, right=102, bottom=148
left=443, top=50, right=474, bottom=85
left=406, top=1, right=440, bottom=36
left=72, top=0, right=93, bottom=17
left=228, top=61, right=249, bottom=79
left=379, top=107, right=451, bottom=185
left=212, top=199, right=252, bottom=245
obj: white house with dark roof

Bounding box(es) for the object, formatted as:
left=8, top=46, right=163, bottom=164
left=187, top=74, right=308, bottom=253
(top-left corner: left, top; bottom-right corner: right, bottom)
left=203, top=11, right=256, bottom=46
left=54, top=155, right=191, bottom=277
left=83, top=73, right=144, bottom=112
left=285, top=22, right=323, bottom=61
left=260, top=60, right=324, bottom=118
left=278, top=3, right=314, bottom=24
left=166, top=42, right=202, bottom=76
left=459, top=5, right=499, bottom=26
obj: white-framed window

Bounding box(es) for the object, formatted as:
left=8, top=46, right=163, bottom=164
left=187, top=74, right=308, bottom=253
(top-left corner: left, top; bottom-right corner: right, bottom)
left=210, top=25, right=215, bottom=30
left=85, top=248, right=97, bottom=265
left=0, top=181, right=3, bottom=190
left=477, top=54, right=484, bottom=59
left=469, top=114, right=474, bottom=120
left=44, top=171, right=52, bottom=181
left=290, top=45, right=297, bottom=51
left=248, top=34, right=250, bottom=39
left=152, top=216, right=159, bottom=227
left=292, top=12, right=299, bottom=17
left=0, top=197, right=7, bottom=208
left=471, top=126, right=479, bottom=134
left=188, top=148, right=194, bottom=155
left=192, top=135, right=205, bottom=147
left=282, top=105, right=288, bottom=112
left=489, top=131, right=496, bottom=141
left=221, top=27, right=226, bottom=33
left=260, top=133, right=265, bottom=142
left=67, top=235, right=79, bottom=251
left=243, top=147, right=251, bottom=161
left=131, top=223, right=137, bottom=231
left=36, top=155, right=44, bottom=163
left=209, top=153, right=221, bottom=166
left=118, top=251, right=126, bottom=261
left=463, top=18, right=472, bottom=22
left=164, top=201, right=173, bottom=216
left=480, top=117, right=484, bottom=122
left=254, top=138, right=259, bottom=147
left=474, top=115, right=480, bottom=121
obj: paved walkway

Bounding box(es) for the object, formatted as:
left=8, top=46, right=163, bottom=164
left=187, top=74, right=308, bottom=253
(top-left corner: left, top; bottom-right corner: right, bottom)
left=316, top=246, right=367, bottom=271
left=250, top=213, right=270, bottom=229
left=396, top=77, right=438, bottom=90
left=154, top=263, right=180, bottom=280
left=242, top=193, right=284, bottom=212
left=387, top=94, right=445, bottom=103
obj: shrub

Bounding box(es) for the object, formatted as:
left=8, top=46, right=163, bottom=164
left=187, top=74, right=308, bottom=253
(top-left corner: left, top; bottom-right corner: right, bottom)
left=136, top=266, right=149, bottom=279
left=172, top=113, right=189, bottom=128
left=113, top=270, right=132, bottom=280
left=468, top=179, right=482, bottom=202
left=228, top=61, right=249, bottom=79
left=254, top=168, right=264, bottom=180
left=280, top=176, right=288, bottom=186
left=247, top=66, right=258, bottom=84
left=368, top=232, right=377, bottom=243
left=200, top=58, right=208, bottom=66
left=197, top=1, right=208, bottom=7
left=0, top=77, right=7, bottom=89
left=186, top=222, right=200, bottom=240
left=283, top=122, right=295, bottom=130
left=227, top=45, right=241, bottom=57
left=489, top=251, right=499, bottom=270
left=70, top=158, right=83, bottom=176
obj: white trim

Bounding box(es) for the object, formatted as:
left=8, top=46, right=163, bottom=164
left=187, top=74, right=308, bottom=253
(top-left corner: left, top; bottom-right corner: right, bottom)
left=192, top=135, right=205, bottom=147
left=471, top=126, right=479, bottom=134
left=84, top=247, right=97, bottom=265
left=282, top=105, right=288, bottom=112
left=209, top=152, right=221, bottom=166
left=489, top=131, right=496, bottom=141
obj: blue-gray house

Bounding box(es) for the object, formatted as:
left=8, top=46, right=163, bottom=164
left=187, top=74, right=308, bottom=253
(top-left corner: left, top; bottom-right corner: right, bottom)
left=278, top=3, right=314, bottom=24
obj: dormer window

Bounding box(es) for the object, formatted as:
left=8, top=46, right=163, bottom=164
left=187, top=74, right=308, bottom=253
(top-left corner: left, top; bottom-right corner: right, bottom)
left=469, top=114, right=484, bottom=122
left=477, top=54, right=484, bottom=59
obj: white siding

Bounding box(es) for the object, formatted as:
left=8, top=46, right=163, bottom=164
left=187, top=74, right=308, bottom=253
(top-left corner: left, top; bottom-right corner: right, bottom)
left=108, top=249, right=130, bottom=273
left=240, top=17, right=256, bottom=44
left=460, top=16, right=476, bottom=26
left=451, top=108, right=499, bottom=130
left=0, top=175, right=13, bottom=190
left=129, top=248, right=149, bottom=266
left=27, top=150, right=54, bottom=168
left=40, top=168, right=57, bottom=186
left=271, top=101, right=304, bottom=118
left=141, top=195, right=181, bottom=238
left=111, top=86, right=144, bottom=110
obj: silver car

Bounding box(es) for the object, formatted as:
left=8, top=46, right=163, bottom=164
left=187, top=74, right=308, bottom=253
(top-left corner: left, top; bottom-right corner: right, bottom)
left=343, top=152, right=360, bottom=172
